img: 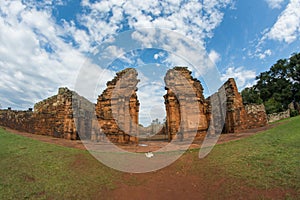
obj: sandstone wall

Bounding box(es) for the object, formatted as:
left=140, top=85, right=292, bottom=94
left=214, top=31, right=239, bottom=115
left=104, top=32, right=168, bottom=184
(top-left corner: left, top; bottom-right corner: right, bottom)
left=164, top=67, right=208, bottom=141
left=267, top=109, right=290, bottom=123
left=222, top=78, right=248, bottom=133
left=0, top=67, right=270, bottom=142
left=33, top=88, right=77, bottom=139
left=0, top=88, right=93, bottom=140
left=0, top=109, right=35, bottom=132
left=245, top=104, right=268, bottom=129
left=95, top=68, right=139, bottom=144
left=217, top=79, right=268, bottom=133
left=205, top=86, right=227, bottom=137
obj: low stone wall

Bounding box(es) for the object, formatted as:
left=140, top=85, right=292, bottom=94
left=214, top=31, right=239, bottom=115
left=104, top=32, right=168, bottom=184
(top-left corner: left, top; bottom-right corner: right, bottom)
left=267, top=110, right=290, bottom=123
left=245, top=104, right=268, bottom=129
left=0, top=109, right=35, bottom=132
left=0, top=88, right=93, bottom=140
left=211, top=79, right=268, bottom=133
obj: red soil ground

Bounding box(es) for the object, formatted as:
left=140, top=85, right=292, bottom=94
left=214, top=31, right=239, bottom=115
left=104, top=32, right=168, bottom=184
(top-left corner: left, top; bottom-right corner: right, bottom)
left=2, top=122, right=297, bottom=200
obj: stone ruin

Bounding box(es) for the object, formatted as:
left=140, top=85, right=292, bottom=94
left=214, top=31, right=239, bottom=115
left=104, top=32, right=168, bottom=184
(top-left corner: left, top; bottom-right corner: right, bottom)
left=0, top=67, right=269, bottom=143
left=164, top=67, right=209, bottom=141
left=267, top=109, right=290, bottom=123
left=0, top=87, right=93, bottom=140
left=222, top=78, right=249, bottom=133
left=214, top=78, right=268, bottom=133
left=95, top=68, right=139, bottom=143
left=245, top=104, right=268, bottom=129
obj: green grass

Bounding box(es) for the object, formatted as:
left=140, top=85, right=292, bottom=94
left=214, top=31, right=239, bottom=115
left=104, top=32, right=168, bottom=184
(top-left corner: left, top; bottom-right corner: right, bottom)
left=0, top=128, right=120, bottom=199
left=189, top=116, right=300, bottom=190
left=0, top=116, right=299, bottom=199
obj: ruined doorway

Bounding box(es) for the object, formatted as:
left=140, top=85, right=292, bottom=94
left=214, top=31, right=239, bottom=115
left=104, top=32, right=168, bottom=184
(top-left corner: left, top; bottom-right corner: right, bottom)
left=135, top=64, right=168, bottom=141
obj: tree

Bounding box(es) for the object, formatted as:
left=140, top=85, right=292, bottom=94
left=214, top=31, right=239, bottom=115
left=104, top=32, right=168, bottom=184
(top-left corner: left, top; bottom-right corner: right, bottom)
left=264, top=98, right=283, bottom=114
left=288, top=53, right=300, bottom=83
left=287, top=53, right=300, bottom=103
left=241, top=87, right=263, bottom=105
left=242, top=53, right=300, bottom=114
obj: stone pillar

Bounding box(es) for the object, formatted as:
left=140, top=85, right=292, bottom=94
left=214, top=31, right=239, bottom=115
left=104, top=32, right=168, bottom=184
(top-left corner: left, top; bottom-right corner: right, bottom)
left=95, top=68, right=140, bottom=144
left=164, top=67, right=208, bottom=141
left=222, top=78, right=248, bottom=133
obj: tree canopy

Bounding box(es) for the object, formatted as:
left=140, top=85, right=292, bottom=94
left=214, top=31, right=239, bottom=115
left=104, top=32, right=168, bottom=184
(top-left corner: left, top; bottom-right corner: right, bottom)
left=241, top=53, right=300, bottom=114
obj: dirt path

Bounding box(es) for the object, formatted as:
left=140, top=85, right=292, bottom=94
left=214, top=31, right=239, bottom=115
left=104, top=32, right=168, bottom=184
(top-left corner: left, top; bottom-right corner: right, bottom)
left=101, top=123, right=294, bottom=200
left=103, top=165, right=293, bottom=200
left=1, top=123, right=280, bottom=152
left=2, top=122, right=295, bottom=199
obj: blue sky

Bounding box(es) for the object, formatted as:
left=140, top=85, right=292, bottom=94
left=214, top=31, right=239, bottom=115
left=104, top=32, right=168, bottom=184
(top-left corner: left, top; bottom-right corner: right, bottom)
left=0, top=0, right=299, bottom=125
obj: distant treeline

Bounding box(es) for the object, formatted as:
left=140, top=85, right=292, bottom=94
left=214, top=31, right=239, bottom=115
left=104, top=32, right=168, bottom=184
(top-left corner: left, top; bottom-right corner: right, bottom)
left=242, top=53, right=300, bottom=115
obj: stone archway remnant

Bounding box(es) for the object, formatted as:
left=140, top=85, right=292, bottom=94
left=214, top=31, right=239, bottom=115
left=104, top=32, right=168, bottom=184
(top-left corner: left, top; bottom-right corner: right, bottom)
left=0, top=67, right=269, bottom=142
left=95, top=68, right=140, bottom=144
left=164, top=67, right=208, bottom=141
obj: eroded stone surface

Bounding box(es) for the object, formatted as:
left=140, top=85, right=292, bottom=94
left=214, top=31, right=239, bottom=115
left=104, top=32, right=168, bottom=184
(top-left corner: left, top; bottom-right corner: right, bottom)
left=267, top=109, right=290, bottom=123
left=0, top=88, right=93, bottom=140
left=222, top=78, right=249, bottom=133
left=245, top=104, right=268, bottom=129
left=164, top=67, right=208, bottom=141
left=0, top=109, right=34, bottom=133
left=95, top=68, right=140, bottom=144
left=0, top=68, right=269, bottom=142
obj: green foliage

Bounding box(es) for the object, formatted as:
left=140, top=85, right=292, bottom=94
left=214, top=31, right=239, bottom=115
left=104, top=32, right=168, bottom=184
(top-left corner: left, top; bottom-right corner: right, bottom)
left=264, top=98, right=284, bottom=114
left=288, top=53, right=300, bottom=83
left=241, top=87, right=263, bottom=105
left=290, top=109, right=299, bottom=117
left=292, top=82, right=300, bottom=103
left=243, top=52, right=300, bottom=114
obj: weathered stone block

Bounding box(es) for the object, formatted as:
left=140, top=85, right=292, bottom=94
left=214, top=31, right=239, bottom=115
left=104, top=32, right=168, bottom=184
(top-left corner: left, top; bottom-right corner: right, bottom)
left=95, top=68, right=140, bottom=144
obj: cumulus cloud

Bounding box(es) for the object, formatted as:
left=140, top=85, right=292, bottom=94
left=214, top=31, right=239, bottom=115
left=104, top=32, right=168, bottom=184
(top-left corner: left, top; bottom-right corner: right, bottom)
left=154, top=52, right=165, bottom=60
left=221, top=66, right=256, bottom=89
left=78, top=0, right=233, bottom=67
left=137, top=81, right=166, bottom=126
left=208, top=50, right=221, bottom=64
left=252, top=0, right=299, bottom=59
left=265, top=0, right=300, bottom=43
left=258, top=49, right=272, bottom=59
left=0, top=0, right=235, bottom=110
left=0, top=1, right=86, bottom=109
left=101, top=45, right=126, bottom=60
left=77, top=0, right=234, bottom=94
left=265, top=0, right=285, bottom=9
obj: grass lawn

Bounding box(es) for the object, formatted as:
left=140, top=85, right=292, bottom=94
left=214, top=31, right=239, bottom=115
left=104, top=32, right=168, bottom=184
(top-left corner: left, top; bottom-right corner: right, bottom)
left=203, top=116, right=300, bottom=190
left=0, top=129, right=120, bottom=199
left=0, top=116, right=299, bottom=199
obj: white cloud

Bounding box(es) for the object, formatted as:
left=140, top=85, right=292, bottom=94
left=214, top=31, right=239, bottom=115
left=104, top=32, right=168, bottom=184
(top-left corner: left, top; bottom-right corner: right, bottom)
left=0, top=1, right=87, bottom=109
left=208, top=50, right=221, bottom=64
left=101, top=45, right=125, bottom=59
left=266, top=0, right=300, bottom=43
left=78, top=0, right=234, bottom=93
left=0, top=0, right=235, bottom=110
left=258, top=49, right=272, bottom=59
left=79, top=0, right=233, bottom=62
left=154, top=52, right=165, bottom=60
left=221, top=66, right=256, bottom=89
left=265, top=0, right=285, bottom=9
left=137, top=80, right=166, bottom=126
